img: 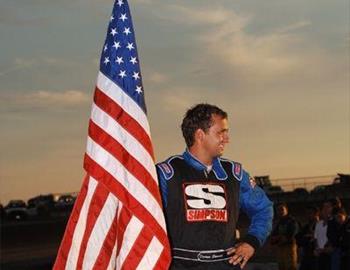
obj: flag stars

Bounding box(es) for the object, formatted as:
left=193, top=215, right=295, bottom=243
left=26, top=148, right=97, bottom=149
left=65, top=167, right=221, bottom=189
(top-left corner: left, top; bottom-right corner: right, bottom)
left=103, top=44, right=108, bottom=52
left=119, top=14, right=128, bottom=22
left=118, top=70, right=127, bottom=78
left=103, top=57, right=110, bottom=65
left=115, top=56, right=124, bottom=65
left=132, top=72, right=140, bottom=80
left=110, top=28, right=118, bottom=36
left=130, top=57, right=137, bottom=64
left=123, top=27, right=131, bottom=35
left=110, top=15, right=115, bottom=22
left=112, top=41, right=121, bottom=50
left=117, top=0, right=124, bottom=7
left=126, top=42, right=134, bottom=50
left=135, top=86, right=143, bottom=94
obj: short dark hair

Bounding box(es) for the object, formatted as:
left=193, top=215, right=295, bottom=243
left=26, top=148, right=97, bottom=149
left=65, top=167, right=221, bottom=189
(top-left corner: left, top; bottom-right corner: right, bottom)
left=307, top=205, right=320, bottom=215
left=181, top=103, right=228, bottom=147
left=334, top=207, right=347, bottom=216
left=276, top=202, right=288, bottom=210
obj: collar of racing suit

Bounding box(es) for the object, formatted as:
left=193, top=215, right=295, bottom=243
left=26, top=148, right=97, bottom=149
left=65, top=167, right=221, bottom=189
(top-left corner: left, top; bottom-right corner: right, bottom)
left=182, top=149, right=227, bottom=180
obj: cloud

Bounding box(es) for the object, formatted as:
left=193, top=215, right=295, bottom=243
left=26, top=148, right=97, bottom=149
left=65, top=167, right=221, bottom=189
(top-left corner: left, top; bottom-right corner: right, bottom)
left=169, top=5, right=343, bottom=85
left=275, top=21, right=311, bottom=34
left=0, top=6, right=50, bottom=27
left=161, top=5, right=249, bottom=26
left=0, top=90, right=90, bottom=111
left=147, top=71, right=169, bottom=84
left=0, top=57, right=83, bottom=77
left=29, top=90, right=89, bottom=105
left=0, top=58, right=37, bottom=76
left=150, top=4, right=311, bottom=79
left=133, top=0, right=154, bottom=4
left=197, top=19, right=305, bottom=78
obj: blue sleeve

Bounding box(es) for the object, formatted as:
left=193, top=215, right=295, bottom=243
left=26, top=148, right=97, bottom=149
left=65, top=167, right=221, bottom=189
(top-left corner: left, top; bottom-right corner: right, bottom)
left=239, top=170, right=274, bottom=249
left=156, top=165, right=169, bottom=208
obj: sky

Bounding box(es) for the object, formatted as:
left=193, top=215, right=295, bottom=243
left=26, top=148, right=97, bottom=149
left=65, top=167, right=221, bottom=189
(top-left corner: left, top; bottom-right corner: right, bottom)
left=0, top=0, right=349, bottom=204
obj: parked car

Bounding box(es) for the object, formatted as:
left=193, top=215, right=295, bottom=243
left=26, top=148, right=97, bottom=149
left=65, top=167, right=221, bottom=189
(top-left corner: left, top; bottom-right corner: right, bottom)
left=264, top=185, right=284, bottom=195
left=4, top=200, right=28, bottom=221
left=333, top=173, right=350, bottom=185
left=0, top=203, right=4, bottom=221
left=254, top=176, right=272, bottom=189
left=310, top=185, right=327, bottom=194
left=27, top=194, right=55, bottom=217
left=293, top=188, right=309, bottom=196
left=55, top=194, right=76, bottom=211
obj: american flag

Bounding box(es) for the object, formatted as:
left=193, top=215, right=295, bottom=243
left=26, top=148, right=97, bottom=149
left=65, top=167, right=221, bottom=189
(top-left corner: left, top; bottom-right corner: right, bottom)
left=53, top=0, right=171, bottom=269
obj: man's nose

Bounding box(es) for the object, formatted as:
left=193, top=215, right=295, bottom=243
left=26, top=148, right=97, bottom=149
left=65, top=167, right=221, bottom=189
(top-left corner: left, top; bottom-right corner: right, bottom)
left=223, top=133, right=229, bottom=144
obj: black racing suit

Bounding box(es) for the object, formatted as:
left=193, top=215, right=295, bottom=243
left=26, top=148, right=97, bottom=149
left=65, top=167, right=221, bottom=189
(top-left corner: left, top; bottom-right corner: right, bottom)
left=157, top=150, right=273, bottom=269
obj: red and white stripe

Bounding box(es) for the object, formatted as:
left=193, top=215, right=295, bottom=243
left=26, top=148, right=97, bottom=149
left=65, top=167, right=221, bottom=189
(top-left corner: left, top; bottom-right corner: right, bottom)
left=53, top=72, right=171, bottom=269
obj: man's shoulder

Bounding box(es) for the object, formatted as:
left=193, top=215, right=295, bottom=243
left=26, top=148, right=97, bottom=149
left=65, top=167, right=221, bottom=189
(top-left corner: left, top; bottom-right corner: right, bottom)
left=156, top=155, right=183, bottom=166
left=156, top=155, right=184, bottom=180
left=218, top=157, right=243, bottom=167
left=218, top=157, right=244, bottom=181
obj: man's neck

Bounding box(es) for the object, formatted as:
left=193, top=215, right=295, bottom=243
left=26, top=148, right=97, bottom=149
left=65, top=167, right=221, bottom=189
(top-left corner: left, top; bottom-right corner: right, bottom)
left=188, top=147, right=213, bottom=166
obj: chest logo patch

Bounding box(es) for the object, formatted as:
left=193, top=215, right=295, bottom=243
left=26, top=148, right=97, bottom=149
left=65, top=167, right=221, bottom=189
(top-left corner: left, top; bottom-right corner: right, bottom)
left=183, top=183, right=228, bottom=222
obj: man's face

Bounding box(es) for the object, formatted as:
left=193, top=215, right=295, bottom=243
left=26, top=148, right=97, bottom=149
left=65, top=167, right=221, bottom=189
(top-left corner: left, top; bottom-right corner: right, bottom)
left=322, top=202, right=333, bottom=218
left=307, top=209, right=319, bottom=221
left=277, top=205, right=288, bottom=218
left=336, top=213, right=346, bottom=224
left=201, top=114, right=229, bottom=158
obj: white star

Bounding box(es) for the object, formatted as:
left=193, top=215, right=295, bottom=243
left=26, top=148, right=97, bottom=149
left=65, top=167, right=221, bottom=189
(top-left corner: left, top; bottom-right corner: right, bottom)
left=119, top=13, right=128, bottom=22
left=115, top=56, right=124, bottom=65
left=126, top=42, right=134, bottom=50
left=118, top=70, right=127, bottom=78
left=132, top=72, right=140, bottom=80
left=110, top=15, right=115, bottom=22
left=130, top=57, right=137, bottom=64
left=135, top=86, right=143, bottom=94
left=103, top=57, right=110, bottom=65
left=103, top=44, right=108, bottom=52
left=110, top=28, right=117, bottom=36
left=123, top=27, right=131, bottom=35
left=117, top=0, right=124, bottom=7
left=112, top=41, right=121, bottom=50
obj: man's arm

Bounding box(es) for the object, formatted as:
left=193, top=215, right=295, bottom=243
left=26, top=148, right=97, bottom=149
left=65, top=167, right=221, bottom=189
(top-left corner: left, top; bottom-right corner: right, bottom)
left=239, top=170, right=274, bottom=249
left=156, top=162, right=171, bottom=209
left=228, top=170, right=273, bottom=267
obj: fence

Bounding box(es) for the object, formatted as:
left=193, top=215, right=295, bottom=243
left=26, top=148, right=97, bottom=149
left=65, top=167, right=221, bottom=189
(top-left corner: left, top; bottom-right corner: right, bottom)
left=270, top=175, right=336, bottom=192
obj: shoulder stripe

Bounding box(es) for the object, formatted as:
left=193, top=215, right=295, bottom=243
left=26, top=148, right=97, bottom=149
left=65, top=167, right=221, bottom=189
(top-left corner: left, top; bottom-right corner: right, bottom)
left=232, top=162, right=243, bottom=181
left=218, top=158, right=243, bottom=181
left=156, top=155, right=182, bottom=181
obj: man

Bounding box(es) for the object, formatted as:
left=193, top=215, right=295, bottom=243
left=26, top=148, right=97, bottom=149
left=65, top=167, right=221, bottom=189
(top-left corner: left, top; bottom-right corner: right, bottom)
left=156, top=103, right=273, bottom=269
left=327, top=197, right=343, bottom=270
left=270, top=203, right=299, bottom=270
left=295, top=206, right=319, bottom=270
left=336, top=208, right=350, bottom=270
left=314, top=200, right=334, bottom=270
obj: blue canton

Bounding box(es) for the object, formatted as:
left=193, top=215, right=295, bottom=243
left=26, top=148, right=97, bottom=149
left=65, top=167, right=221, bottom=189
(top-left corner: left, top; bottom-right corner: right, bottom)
left=99, top=0, right=146, bottom=112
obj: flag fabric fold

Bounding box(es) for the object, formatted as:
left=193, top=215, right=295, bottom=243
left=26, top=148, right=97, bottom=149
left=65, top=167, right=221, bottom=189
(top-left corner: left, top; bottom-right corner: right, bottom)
left=53, top=0, right=171, bottom=269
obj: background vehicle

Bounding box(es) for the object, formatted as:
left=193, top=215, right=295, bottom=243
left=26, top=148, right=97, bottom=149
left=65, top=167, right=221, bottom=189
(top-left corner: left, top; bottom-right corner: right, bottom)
left=4, top=200, right=28, bottom=221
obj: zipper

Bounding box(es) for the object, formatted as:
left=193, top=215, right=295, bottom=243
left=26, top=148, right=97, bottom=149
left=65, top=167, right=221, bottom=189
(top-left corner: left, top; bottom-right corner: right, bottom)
left=204, top=170, right=208, bottom=179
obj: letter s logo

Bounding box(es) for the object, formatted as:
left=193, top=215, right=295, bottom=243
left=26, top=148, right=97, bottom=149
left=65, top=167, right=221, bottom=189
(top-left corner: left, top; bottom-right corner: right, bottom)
left=184, top=184, right=226, bottom=209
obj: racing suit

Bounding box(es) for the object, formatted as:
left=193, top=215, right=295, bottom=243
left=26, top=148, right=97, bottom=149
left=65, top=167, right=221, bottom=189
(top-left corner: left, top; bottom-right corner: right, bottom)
left=156, top=150, right=273, bottom=269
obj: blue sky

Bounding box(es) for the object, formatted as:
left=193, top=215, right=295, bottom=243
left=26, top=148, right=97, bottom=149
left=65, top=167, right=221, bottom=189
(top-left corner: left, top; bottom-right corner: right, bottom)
left=0, top=0, right=349, bottom=203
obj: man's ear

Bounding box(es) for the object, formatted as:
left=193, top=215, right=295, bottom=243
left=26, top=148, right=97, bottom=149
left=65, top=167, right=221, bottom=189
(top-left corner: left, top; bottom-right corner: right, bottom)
left=194, top=129, right=205, bottom=144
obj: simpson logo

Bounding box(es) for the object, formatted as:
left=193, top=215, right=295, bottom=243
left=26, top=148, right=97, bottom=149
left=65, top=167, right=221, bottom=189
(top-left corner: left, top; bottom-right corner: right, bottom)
left=183, top=183, right=227, bottom=222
